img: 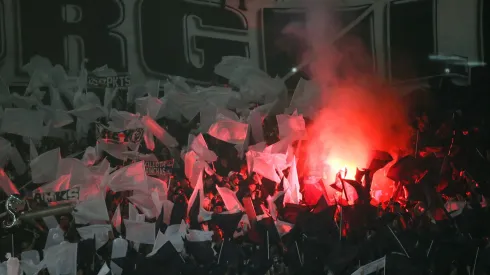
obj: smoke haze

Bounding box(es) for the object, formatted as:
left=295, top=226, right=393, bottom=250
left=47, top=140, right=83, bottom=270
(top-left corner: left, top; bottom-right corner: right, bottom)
left=285, top=1, right=413, bottom=201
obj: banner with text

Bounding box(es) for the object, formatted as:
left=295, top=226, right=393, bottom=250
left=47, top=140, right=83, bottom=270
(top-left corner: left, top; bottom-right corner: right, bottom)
left=0, top=0, right=488, bottom=88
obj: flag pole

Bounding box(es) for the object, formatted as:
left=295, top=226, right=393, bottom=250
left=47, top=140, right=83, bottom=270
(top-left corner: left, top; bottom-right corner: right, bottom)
left=295, top=241, right=303, bottom=266
left=472, top=247, right=479, bottom=275
left=217, top=239, right=225, bottom=264
left=386, top=225, right=410, bottom=258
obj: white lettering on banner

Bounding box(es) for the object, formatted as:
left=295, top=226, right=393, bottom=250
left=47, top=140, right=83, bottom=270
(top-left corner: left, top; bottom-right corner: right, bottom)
left=1, top=0, right=128, bottom=82
left=182, top=1, right=250, bottom=69
left=87, top=74, right=131, bottom=88
left=62, top=4, right=85, bottom=74
left=0, top=0, right=486, bottom=87
left=62, top=0, right=127, bottom=76
left=33, top=187, right=81, bottom=204
left=144, top=160, right=174, bottom=176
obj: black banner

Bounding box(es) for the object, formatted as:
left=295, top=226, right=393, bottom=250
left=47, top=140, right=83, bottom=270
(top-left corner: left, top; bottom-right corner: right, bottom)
left=96, top=124, right=144, bottom=144
left=261, top=8, right=306, bottom=85
left=1, top=0, right=488, bottom=86
left=139, top=0, right=249, bottom=82
left=145, top=160, right=174, bottom=176
left=87, top=73, right=131, bottom=88
left=387, top=0, right=437, bottom=80
left=33, top=187, right=80, bottom=203
left=16, top=0, right=127, bottom=74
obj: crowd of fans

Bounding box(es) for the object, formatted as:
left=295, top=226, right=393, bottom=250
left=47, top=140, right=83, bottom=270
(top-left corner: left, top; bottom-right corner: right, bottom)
left=1, top=65, right=490, bottom=275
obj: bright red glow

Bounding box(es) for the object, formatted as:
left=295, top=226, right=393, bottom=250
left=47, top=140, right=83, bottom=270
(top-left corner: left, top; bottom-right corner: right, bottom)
left=371, top=165, right=397, bottom=202
left=302, top=77, right=412, bottom=203
left=299, top=34, right=412, bottom=203
left=302, top=78, right=412, bottom=203
left=280, top=2, right=415, bottom=203
left=0, top=168, right=19, bottom=195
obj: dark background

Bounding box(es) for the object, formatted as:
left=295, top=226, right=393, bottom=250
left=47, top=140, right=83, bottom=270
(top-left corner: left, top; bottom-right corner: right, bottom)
left=2, top=0, right=489, bottom=88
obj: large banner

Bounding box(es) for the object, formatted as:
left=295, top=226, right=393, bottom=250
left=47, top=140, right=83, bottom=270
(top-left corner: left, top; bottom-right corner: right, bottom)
left=0, top=0, right=488, bottom=87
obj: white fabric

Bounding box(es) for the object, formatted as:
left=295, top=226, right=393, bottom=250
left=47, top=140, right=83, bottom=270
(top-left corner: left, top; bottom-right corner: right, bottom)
left=124, top=219, right=156, bottom=244
left=0, top=108, right=45, bottom=139
left=30, top=148, right=60, bottom=184
left=351, top=256, right=386, bottom=275
left=43, top=242, right=78, bottom=275
left=216, top=186, right=244, bottom=213
left=6, top=256, right=20, bottom=275
left=148, top=220, right=187, bottom=256
left=77, top=224, right=112, bottom=249
left=44, top=227, right=65, bottom=249
left=111, top=237, right=128, bottom=259
left=73, top=194, right=110, bottom=224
